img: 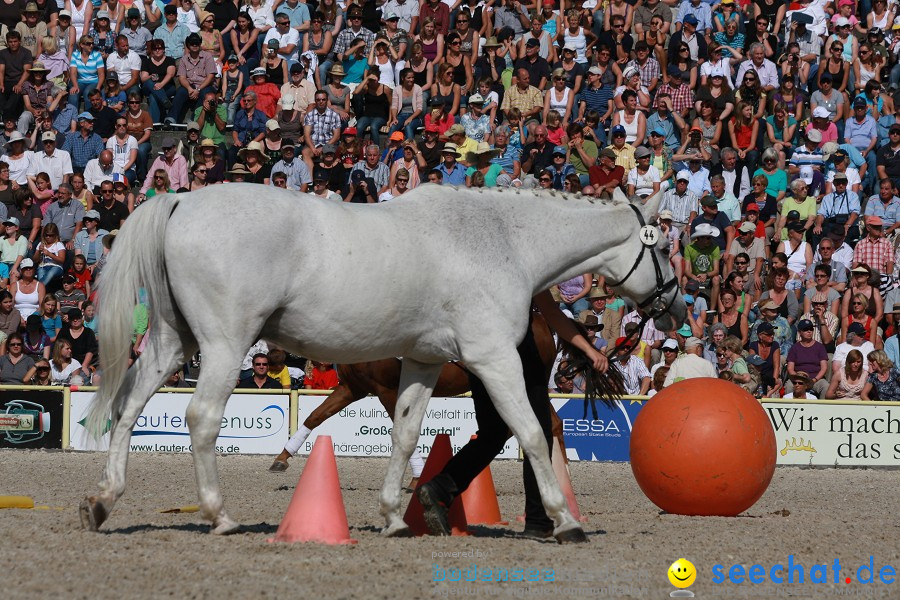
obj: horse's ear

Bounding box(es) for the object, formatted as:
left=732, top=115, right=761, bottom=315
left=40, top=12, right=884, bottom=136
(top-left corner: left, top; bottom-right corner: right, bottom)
left=640, top=186, right=665, bottom=223
left=612, top=187, right=629, bottom=205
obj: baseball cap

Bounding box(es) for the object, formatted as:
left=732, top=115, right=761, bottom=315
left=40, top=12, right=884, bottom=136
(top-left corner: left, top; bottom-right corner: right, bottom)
left=684, top=280, right=700, bottom=292
left=41, top=131, right=56, bottom=142
left=812, top=106, right=830, bottom=119
left=389, top=131, right=404, bottom=142
left=700, top=195, right=717, bottom=207
left=2, top=216, right=18, bottom=226
left=745, top=202, right=760, bottom=212
left=634, top=146, right=651, bottom=159
left=799, top=165, right=814, bottom=184
left=676, top=169, right=691, bottom=181
left=684, top=337, right=703, bottom=350
left=756, top=321, right=775, bottom=334
left=525, top=38, right=540, bottom=48
left=797, top=319, right=815, bottom=331
left=738, top=221, right=756, bottom=233
left=84, top=209, right=101, bottom=220
left=787, top=209, right=801, bottom=220
left=611, top=125, right=626, bottom=137
left=312, top=167, right=329, bottom=182
left=759, top=300, right=779, bottom=312
left=77, top=112, right=94, bottom=121
left=19, top=258, right=34, bottom=269
left=853, top=96, right=869, bottom=108
left=867, top=215, right=884, bottom=227
left=598, top=147, right=616, bottom=160
left=126, top=7, right=140, bottom=18
left=847, top=322, right=866, bottom=336
left=186, top=121, right=200, bottom=132
left=684, top=14, right=699, bottom=25
left=662, top=339, right=679, bottom=351
left=787, top=221, right=806, bottom=232
left=552, top=145, right=567, bottom=156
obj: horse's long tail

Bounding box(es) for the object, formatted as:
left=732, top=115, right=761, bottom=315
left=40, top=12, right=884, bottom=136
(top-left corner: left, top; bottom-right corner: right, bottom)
left=84, top=194, right=180, bottom=438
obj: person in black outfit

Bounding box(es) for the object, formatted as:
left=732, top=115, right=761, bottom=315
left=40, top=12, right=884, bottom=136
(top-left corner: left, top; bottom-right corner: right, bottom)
left=417, top=290, right=606, bottom=540
left=238, top=353, right=283, bottom=389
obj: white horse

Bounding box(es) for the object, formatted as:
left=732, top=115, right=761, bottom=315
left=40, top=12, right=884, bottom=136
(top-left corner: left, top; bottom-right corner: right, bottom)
left=80, top=184, right=685, bottom=542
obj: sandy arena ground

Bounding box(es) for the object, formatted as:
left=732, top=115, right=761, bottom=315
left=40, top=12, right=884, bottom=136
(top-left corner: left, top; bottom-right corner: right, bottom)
left=2, top=450, right=899, bottom=599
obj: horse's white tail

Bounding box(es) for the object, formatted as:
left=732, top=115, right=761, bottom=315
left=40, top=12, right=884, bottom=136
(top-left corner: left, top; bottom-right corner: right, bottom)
left=84, top=194, right=180, bottom=438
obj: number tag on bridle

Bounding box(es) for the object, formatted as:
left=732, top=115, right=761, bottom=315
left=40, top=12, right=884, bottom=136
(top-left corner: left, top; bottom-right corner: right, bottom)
left=639, top=225, right=660, bottom=247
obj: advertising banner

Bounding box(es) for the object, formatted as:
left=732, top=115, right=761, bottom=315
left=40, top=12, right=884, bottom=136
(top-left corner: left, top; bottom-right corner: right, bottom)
left=0, top=389, right=64, bottom=449
left=69, top=391, right=290, bottom=454
left=551, top=397, right=645, bottom=462
left=296, top=395, right=520, bottom=459
left=765, top=401, right=900, bottom=466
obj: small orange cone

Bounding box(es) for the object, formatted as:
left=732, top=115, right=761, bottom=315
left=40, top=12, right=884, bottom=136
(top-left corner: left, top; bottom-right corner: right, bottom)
left=461, top=436, right=507, bottom=526
left=268, top=435, right=357, bottom=544
left=516, top=437, right=585, bottom=523
left=404, top=434, right=468, bottom=536
left=552, top=436, right=585, bottom=522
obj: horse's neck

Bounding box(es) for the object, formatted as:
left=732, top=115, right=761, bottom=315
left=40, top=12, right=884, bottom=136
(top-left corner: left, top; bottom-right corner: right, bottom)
left=491, top=194, right=635, bottom=292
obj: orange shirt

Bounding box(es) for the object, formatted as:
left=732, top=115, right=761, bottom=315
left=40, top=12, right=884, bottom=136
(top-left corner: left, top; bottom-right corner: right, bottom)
left=304, top=367, right=339, bottom=390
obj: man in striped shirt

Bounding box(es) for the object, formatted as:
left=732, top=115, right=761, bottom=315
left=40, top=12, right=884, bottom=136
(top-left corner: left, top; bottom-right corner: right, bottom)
left=789, top=128, right=825, bottom=175
left=613, top=336, right=651, bottom=395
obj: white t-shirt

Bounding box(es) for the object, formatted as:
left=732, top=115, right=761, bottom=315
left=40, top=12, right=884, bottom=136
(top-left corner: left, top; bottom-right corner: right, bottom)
left=51, top=358, right=82, bottom=384
left=833, top=341, right=875, bottom=370
left=106, top=136, right=139, bottom=172
left=783, top=392, right=818, bottom=399
left=626, top=165, right=661, bottom=196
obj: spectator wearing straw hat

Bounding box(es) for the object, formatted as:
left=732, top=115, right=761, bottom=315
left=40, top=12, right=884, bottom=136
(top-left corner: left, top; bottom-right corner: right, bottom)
left=20, top=61, right=62, bottom=136
left=435, top=142, right=465, bottom=186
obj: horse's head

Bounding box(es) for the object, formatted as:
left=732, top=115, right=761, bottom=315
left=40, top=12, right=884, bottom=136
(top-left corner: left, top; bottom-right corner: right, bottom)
left=606, top=187, right=686, bottom=332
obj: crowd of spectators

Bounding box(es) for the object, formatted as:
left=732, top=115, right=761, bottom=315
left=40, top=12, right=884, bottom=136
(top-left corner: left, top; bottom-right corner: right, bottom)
left=3, top=0, right=900, bottom=397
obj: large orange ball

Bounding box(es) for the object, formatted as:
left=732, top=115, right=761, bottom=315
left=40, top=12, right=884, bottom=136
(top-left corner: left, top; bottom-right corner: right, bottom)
left=630, top=378, right=776, bottom=516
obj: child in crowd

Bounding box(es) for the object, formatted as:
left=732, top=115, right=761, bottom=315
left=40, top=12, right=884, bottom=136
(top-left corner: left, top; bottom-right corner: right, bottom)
left=69, top=255, right=92, bottom=297
left=55, top=274, right=87, bottom=317
left=304, top=361, right=340, bottom=390
left=82, top=300, right=97, bottom=334
left=39, top=294, right=61, bottom=343
left=267, top=348, right=291, bottom=390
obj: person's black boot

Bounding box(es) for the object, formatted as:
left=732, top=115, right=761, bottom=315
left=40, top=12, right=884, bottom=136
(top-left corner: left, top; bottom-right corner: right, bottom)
left=416, top=473, right=458, bottom=536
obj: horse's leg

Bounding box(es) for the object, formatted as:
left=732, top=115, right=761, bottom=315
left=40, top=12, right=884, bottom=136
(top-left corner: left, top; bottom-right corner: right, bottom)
left=379, top=359, right=442, bottom=537
left=269, top=383, right=364, bottom=471
left=184, top=344, right=244, bottom=534
left=80, top=322, right=190, bottom=531
left=549, top=406, right=568, bottom=465
left=376, top=388, right=425, bottom=488
left=468, top=350, right=586, bottom=543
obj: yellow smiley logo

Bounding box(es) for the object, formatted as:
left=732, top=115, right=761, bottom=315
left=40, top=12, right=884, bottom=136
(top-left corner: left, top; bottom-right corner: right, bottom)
left=668, top=558, right=697, bottom=588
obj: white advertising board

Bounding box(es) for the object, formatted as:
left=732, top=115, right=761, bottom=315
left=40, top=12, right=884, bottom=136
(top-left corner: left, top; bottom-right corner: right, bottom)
left=69, top=391, right=290, bottom=454
left=765, top=401, right=900, bottom=466
left=296, top=395, right=520, bottom=459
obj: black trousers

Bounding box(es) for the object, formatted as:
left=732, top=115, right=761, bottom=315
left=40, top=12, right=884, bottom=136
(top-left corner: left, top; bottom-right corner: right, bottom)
left=442, top=316, right=554, bottom=530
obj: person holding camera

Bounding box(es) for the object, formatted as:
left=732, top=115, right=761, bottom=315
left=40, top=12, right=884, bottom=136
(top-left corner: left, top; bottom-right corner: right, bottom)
left=343, top=168, right=377, bottom=203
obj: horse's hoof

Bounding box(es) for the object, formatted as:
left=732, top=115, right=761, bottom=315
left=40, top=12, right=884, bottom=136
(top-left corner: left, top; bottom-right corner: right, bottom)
left=554, top=526, right=589, bottom=544
left=79, top=496, right=107, bottom=532
left=268, top=459, right=289, bottom=473
left=211, top=517, right=240, bottom=535
left=382, top=523, right=413, bottom=538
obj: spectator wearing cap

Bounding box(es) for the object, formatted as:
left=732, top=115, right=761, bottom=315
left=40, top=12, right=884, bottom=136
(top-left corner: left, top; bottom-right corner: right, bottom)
left=169, top=32, right=217, bottom=124
left=605, top=124, right=635, bottom=172
left=654, top=66, right=692, bottom=119
left=120, top=8, right=152, bottom=56
left=28, top=131, right=72, bottom=189
left=139, top=39, right=177, bottom=125
left=612, top=335, right=652, bottom=395
left=646, top=93, right=685, bottom=152
left=416, top=122, right=445, bottom=175
left=844, top=96, right=878, bottom=190
left=500, top=69, right=543, bottom=135
left=824, top=148, right=861, bottom=195
left=62, top=112, right=104, bottom=174
left=675, top=0, right=711, bottom=34
left=381, top=0, right=419, bottom=35
left=43, top=180, right=86, bottom=245
left=667, top=13, right=707, bottom=65
left=833, top=321, right=875, bottom=372
left=545, top=144, right=575, bottom=190
left=799, top=290, right=839, bottom=349
left=462, top=93, right=492, bottom=144
left=751, top=300, right=793, bottom=355
left=659, top=169, right=698, bottom=236
left=153, top=4, right=191, bottom=59
left=140, top=136, right=187, bottom=195
left=310, top=166, right=342, bottom=201
left=333, top=7, right=376, bottom=63
left=626, top=145, right=660, bottom=198
left=72, top=208, right=108, bottom=268
left=684, top=222, right=722, bottom=307
left=876, top=123, right=900, bottom=188
left=106, top=35, right=141, bottom=92
left=587, top=147, right=623, bottom=198
left=576, top=66, right=614, bottom=134
left=281, top=62, right=315, bottom=119
left=625, top=41, right=660, bottom=94
left=789, top=129, right=826, bottom=174
left=19, top=62, right=62, bottom=136
left=266, top=139, right=308, bottom=191
left=691, top=193, right=733, bottom=253
left=662, top=336, right=717, bottom=386
left=853, top=215, right=894, bottom=275
left=515, top=37, right=550, bottom=91
left=814, top=170, right=859, bottom=244
left=380, top=130, right=406, bottom=165
left=435, top=142, right=465, bottom=186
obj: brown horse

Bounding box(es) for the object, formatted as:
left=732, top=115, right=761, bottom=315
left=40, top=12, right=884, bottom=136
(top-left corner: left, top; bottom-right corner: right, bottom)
left=269, top=313, right=565, bottom=474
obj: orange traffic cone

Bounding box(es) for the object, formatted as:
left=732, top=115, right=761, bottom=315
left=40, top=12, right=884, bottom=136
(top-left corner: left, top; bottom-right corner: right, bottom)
left=268, top=435, right=357, bottom=544
left=516, top=437, right=585, bottom=523
left=552, top=436, right=585, bottom=522
left=461, top=436, right=507, bottom=526
left=404, top=434, right=468, bottom=536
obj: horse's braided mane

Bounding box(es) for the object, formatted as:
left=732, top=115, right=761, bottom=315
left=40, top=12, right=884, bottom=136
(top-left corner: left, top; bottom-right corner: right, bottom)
left=556, top=320, right=626, bottom=417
